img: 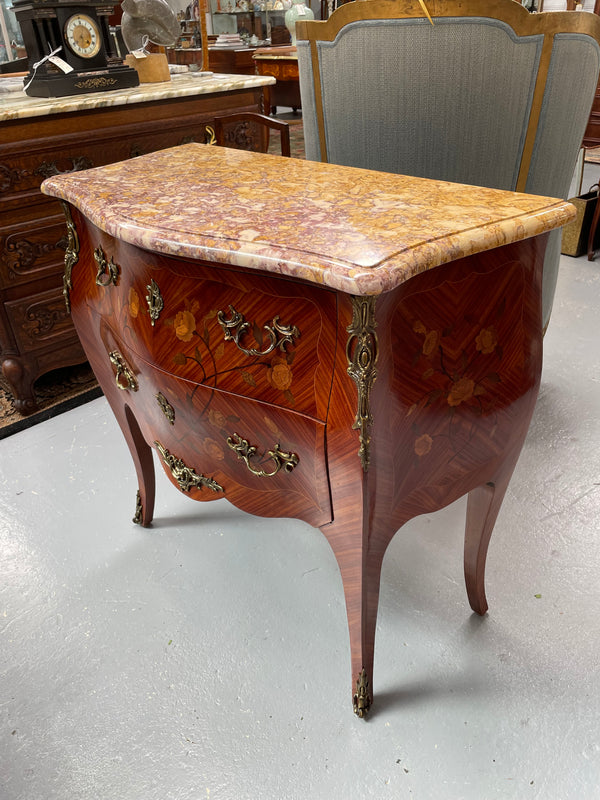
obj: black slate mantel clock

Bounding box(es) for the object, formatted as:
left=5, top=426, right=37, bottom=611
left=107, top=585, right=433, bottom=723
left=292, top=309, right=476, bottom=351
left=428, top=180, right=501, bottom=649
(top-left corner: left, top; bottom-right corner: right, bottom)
left=13, top=0, right=140, bottom=97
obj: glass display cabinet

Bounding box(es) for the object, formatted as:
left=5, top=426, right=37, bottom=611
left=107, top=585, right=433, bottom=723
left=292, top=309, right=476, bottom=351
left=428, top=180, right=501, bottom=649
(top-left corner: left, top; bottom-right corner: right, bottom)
left=209, top=2, right=286, bottom=42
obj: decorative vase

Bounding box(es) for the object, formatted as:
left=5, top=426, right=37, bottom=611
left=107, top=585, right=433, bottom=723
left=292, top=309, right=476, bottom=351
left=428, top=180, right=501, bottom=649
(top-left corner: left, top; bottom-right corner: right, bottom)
left=284, top=0, right=314, bottom=46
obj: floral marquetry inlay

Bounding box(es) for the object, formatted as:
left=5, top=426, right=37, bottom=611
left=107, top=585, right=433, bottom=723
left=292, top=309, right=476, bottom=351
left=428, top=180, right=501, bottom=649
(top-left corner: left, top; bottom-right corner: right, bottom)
left=166, top=301, right=299, bottom=407
left=395, top=262, right=529, bottom=473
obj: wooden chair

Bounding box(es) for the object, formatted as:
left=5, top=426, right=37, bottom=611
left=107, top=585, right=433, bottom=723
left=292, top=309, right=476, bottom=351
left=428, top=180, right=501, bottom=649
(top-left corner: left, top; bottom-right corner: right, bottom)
left=211, top=112, right=291, bottom=157
left=296, top=0, right=600, bottom=331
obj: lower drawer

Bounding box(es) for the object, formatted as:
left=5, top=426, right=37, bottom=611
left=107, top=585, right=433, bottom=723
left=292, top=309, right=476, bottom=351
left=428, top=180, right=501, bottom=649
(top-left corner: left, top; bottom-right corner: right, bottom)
left=98, top=319, right=332, bottom=528
left=4, top=285, right=74, bottom=353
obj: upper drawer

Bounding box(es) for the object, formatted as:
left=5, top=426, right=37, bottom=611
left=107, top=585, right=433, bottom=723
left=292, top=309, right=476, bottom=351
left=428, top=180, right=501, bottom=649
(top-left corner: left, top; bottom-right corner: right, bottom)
left=0, top=203, right=67, bottom=288
left=72, top=229, right=338, bottom=421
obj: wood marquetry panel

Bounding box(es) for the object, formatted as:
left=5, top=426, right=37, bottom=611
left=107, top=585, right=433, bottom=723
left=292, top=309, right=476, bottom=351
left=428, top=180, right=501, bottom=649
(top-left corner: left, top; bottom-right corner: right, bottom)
left=369, top=242, right=543, bottom=528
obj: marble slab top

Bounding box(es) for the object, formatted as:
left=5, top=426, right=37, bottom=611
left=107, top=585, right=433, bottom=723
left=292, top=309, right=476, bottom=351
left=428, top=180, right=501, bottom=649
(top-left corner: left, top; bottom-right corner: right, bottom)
left=0, top=73, right=274, bottom=123
left=41, top=143, right=575, bottom=296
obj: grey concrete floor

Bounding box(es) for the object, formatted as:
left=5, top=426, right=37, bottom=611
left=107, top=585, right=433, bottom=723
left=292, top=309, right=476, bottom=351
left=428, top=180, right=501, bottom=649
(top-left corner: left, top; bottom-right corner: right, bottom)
left=2, top=186, right=600, bottom=800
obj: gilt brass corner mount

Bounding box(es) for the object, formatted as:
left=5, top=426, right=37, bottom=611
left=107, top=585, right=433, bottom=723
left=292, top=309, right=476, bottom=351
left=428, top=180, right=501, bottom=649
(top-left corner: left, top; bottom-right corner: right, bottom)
left=353, top=668, right=371, bottom=718
left=61, top=202, right=79, bottom=313
left=133, top=490, right=143, bottom=525
left=346, top=296, right=378, bottom=471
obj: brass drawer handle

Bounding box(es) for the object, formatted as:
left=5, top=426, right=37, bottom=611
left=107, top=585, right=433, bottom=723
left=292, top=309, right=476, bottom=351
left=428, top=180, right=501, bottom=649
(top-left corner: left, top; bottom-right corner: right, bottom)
left=94, top=245, right=120, bottom=287
left=226, top=432, right=299, bottom=478
left=109, top=350, right=138, bottom=392
left=217, top=304, right=300, bottom=357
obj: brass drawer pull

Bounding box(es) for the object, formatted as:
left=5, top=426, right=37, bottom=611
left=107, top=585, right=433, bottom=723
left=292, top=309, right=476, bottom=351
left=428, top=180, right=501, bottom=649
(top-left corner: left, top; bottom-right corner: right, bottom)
left=226, top=432, right=299, bottom=478
left=108, top=350, right=138, bottom=392
left=217, top=304, right=300, bottom=356
left=155, top=441, right=223, bottom=493
left=94, top=245, right=120, bottom=287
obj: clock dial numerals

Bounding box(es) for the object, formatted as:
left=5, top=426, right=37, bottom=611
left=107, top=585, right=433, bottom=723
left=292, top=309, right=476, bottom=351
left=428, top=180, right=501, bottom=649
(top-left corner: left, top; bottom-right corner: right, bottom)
left=64, top=14, right=101, bottom=58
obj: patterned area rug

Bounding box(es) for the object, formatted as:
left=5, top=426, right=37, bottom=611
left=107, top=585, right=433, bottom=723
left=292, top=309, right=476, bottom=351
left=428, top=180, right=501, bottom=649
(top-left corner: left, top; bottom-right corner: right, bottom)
left=268, top=115, right=305, bottom=158
left=0, top=364, right=103, bottom=439
left=0, top=119, right=306, bottom=437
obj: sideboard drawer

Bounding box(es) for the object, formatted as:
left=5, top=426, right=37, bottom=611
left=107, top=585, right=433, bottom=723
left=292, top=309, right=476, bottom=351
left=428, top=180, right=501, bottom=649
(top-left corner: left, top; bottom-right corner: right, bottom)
left=77, top=233, right=338, bottom=421
left=96, top=317, right=332, bottom=527
left=0, top=205, right=67, bottom=289
left=5, top=285, right=74, bottom=353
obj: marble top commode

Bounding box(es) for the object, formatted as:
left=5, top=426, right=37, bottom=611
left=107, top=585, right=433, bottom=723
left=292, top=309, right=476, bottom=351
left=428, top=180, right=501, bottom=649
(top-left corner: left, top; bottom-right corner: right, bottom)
left=40, top=142, right=577, bottom=718
left=41, top=143, right=575, bottom=296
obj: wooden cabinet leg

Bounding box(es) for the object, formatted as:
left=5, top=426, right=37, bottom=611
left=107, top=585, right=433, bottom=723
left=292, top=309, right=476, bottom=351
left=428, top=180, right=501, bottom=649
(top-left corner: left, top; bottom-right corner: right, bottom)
left=1, top=357, right=38, bottom=415
left=321, top=514, right=390, bottom=718
left=124, top=404, right=156, bottom=528
left=464, top=455, right=520, bottom=616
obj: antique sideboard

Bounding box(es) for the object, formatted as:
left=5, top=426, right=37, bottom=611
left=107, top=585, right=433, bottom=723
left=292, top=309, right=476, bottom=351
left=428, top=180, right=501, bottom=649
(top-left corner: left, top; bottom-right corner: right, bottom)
left=253, top=47, right=301, bottom=115
left=42, top=145, right=574, bottom=717
left=0, top=72, right=274, bottom=414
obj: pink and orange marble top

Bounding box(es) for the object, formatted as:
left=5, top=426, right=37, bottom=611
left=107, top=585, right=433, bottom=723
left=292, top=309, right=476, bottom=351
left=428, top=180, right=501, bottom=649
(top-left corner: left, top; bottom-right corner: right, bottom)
left=41, top=143, right=575, bottom=295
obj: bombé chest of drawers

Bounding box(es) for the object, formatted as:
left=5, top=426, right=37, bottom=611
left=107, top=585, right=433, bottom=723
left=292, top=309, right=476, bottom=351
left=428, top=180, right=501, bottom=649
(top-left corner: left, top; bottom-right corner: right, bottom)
left=42, top=144, right=574, bottom=716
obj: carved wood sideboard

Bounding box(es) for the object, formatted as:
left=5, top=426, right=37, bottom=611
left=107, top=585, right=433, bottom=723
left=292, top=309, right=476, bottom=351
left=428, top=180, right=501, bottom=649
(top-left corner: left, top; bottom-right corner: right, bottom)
left=42, top=145, right=574, bottom=716
left=0, top=73, right=274, bottom=414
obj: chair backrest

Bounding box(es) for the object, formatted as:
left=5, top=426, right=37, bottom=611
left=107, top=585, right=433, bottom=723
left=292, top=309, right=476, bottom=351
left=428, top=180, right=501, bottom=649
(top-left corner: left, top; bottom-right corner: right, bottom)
left=297, top=0, right=600, bottom=328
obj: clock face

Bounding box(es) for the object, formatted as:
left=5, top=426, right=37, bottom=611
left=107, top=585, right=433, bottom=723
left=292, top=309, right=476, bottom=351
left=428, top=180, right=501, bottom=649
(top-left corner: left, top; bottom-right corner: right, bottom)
left=64, top=14, right=102, bottom=59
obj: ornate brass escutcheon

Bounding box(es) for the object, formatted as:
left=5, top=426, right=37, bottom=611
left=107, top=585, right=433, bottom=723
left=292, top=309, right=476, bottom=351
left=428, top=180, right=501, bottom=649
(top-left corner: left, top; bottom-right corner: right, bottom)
left=154, top=441, right=223, bottom=493
left=226, top=432, right=299, bottom=477
left=61, top=202, right=79, bottom=313
left=353, top=668, right=371, bottom=718
left=108, top=350, right=138, bottom=392
left=217, top=305, right=300, bottom=357
left=346, top=296, right=378, bottom=472
left=94, top=245, right=120, bottom=287
left=156, top=392, right=175, bottom=425
left=146, top=279, right=164, bottom=326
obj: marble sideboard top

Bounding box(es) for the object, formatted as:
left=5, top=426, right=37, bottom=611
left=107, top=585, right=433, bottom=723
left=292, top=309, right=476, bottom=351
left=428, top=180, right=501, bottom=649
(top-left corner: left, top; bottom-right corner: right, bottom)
left=42, top=143, right=575, bottom=295
left=0, top=73, right=274, bottom=123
